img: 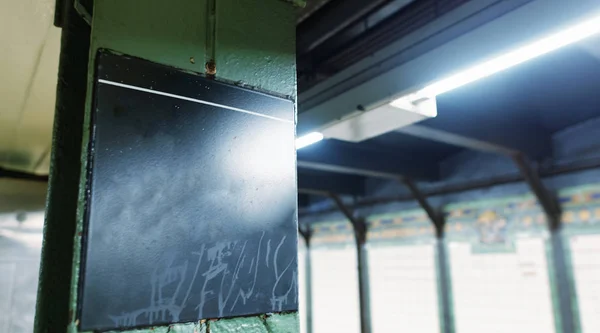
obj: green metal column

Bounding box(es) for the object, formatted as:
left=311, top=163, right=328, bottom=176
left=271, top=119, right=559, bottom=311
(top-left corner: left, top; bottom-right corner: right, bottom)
left=35, top=0, right=301, bottom=332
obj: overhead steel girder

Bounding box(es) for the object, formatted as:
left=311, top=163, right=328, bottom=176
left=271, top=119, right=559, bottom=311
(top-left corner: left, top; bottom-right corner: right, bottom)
left=297, top=140, right=439, bottom=180
left=300, top=190, right=372, bottom=333
left=328, top=194, right=372, bottom=333
left=298, top=171, right=366, bottom=196
left=396, top=124, right=561, bottom=228
left=300, top=156, right=600, bottom=217
left=0, top=168, right=48, bottom=182
left=397, top=125, right=518, bottom=156
left=398, top=178, right=452, bottom=333
left=398, top=123, right=552, bottom=163
left=296, top=0, right=390, bottom=56
left=297, top=161, right=405, bottom=180
left=298, top=0, right=600, bottom=134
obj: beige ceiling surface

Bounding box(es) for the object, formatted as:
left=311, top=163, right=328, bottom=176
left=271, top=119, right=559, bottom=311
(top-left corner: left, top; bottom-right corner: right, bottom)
left=1, top=0, right=60, bottom=175
left=0, top=178, right=47, bottom=213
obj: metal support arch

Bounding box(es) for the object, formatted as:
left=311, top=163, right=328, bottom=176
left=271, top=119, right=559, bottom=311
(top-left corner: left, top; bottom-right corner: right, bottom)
left=398, top=125, right=575, bottom=333
left=511, top=154, right=561, bottom=229
left=402, top=178, right=444, bottom=236
left=401, top=178, right=453, bottom=333
left=329, top=194, right=372, bottom=333
left=510, top=154, right=574, bottom=333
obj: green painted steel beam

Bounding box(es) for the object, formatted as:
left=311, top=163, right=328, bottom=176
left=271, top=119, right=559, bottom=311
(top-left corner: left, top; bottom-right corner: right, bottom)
left=36, top=1, right=299, bottom=332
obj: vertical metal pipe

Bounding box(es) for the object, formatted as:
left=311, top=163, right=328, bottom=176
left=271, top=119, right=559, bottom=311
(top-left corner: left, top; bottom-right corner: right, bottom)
left=35, top=1, right=90, bottom=331
left=305, top=244, right=313, bottom=333
left=299, top=228, right=314, bottom=333
left=550, top=230, right=575, bottom=333
left=329, top=194, right=372, bottom=333
left=436, top=235, right=454, bottom=333
left=354, top=223, right=372, bottom=333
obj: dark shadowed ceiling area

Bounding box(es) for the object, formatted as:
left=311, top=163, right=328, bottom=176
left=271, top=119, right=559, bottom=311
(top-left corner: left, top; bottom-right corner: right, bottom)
left=295, top=0, right=600, bottom=206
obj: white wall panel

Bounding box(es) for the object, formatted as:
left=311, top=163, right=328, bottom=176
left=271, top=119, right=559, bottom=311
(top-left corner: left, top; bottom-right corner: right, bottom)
left=311, top=245, right=360, bottom=333
left=368, top=244, right=440, bottom=333
left=449, top=239, right=555, bottom=333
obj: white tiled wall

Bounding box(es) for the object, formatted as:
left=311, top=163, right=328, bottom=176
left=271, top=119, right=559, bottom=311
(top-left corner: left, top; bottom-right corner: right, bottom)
left=368, top=244, right=440, bottom=333
left=311, top=244, right=360, bottom=333
left=449, top=239, right=556, bottom=333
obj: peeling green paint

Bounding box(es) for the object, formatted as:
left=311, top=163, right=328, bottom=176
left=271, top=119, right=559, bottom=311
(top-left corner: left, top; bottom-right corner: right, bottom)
left=104, top=321, right=207, bottom=333
left=265, top=313, right=300, bottom=333
left=210, top=317, right=269, bottom=333
left=207, top=313, right=299, bottom=333
left=87, top=314, right=299, bottom=333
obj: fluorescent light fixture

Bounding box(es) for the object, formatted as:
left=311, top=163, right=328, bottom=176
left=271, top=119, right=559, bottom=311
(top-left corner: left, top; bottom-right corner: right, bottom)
left=323, top=99, right=437, bottom=142
left=296, top=132, right=324, bottom=149
left=394, top=13, right=600, bottom=103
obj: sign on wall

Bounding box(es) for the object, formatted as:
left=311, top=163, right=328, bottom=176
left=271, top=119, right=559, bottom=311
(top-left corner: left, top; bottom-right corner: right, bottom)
left=78, top=51, right=298, bottom=331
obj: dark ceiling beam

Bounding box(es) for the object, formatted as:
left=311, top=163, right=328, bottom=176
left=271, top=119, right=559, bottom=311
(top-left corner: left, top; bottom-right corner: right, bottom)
left=296, top=0, right=390, bottom=55
left=297, top=188, right=330, bottom=198
left=0, top=168, right=48, bottom=182
left=298, top=161, right=404, bottom=180
left=297, top=140, right=438, bottom=180
left=298, top=193, right=311, bottom=208
left=54, top=0, right=66, bottom=27
left=299, top=156, right=600, bottom=217
left=397, top=124, right=518, bottom=155
left=298, top=0, right=419, bottom=71
left=298, top=172, right=366, bottom=196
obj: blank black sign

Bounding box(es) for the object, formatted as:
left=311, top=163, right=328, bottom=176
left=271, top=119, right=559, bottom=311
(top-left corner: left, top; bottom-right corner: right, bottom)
left=79, top=51, right=298, bottom=331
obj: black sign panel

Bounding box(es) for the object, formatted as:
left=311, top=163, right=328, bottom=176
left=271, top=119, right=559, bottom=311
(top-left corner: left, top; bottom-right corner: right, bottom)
left=79, top=51, right=298, bottom=331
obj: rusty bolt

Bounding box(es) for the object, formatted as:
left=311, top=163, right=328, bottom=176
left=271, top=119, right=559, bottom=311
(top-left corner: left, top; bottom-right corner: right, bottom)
left=205, top=60, right=217, bottom=75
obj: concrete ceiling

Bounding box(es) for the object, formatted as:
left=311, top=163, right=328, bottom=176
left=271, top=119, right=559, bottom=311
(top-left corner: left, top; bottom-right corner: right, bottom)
left=0, top=0, right=61, bottom=175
